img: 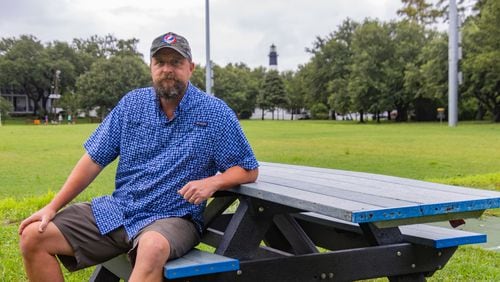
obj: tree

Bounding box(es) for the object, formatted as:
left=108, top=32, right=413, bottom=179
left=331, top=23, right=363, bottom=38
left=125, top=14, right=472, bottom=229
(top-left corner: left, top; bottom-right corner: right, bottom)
left=259, top=70, right=288, bottom=120
left=0, top=96, right=13, bottom=125
left=0, top=35, right=52, bottom=116
left=461, top=0, right=500, bottom=121
left=398, top=0, right=442, bottom=25
left=349, top=20, right=393, bottom=122
left=282, top=69, right=307, bottom=120
left=76, top=56, right=150, bottom=119
left=58, top=92, right=81, bottom=119
left=190, top=64, right=206, bottom=90
left=328, top=78, right=351, bottom=119
left=417, top=31, right=448, bottom=110
left=385, top=20, right=428, bottom=121
left=304, top=19, right=358, bottom=109
left=212, top=63, right=259, bottom=119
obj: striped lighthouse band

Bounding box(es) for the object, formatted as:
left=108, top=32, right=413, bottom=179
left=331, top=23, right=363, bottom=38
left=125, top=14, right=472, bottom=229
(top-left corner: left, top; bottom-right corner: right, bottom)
left=150, top=32, right=192, bottom=61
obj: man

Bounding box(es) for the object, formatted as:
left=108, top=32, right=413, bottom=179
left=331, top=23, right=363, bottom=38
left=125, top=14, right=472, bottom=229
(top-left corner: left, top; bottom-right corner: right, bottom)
left=19, top=32, right=259, bottom=282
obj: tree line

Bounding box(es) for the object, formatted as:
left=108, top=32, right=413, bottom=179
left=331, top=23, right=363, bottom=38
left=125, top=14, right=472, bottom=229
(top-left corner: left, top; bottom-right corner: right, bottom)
left=0, top=0, right=498, bottom=122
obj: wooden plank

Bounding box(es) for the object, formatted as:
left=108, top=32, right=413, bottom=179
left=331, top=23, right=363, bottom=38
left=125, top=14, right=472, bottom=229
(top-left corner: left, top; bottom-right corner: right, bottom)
left=352, top=201, right=494, bottom=224
left=164, top=249, right=239, bottom=279
left=234, top=182, right=382, bottom=222
left=258, top=174, right=418, bottom=207
left=400, top=224, right=486, bottom=248
left=260, top=162, right=500, bottom=198
left=237, top=183, right=496, bottom=224
left=293, top=213, right=486, bottom=248
left=252, top=162, right=500, bottom=224
left=259, top=167, right=495, bottom=205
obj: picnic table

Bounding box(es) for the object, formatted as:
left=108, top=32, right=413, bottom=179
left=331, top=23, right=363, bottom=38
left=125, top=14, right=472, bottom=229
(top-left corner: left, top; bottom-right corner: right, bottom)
left=91, top=162, right=500, bottom=281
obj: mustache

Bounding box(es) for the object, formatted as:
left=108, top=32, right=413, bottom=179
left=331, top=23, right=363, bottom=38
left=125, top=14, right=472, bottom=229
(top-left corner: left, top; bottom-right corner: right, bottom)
left=158, top=74, right=178, bottom=82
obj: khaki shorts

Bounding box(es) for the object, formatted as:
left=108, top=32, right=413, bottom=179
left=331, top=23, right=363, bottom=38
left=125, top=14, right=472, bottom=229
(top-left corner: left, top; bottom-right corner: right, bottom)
left=52, top=202, right=200, bottom=271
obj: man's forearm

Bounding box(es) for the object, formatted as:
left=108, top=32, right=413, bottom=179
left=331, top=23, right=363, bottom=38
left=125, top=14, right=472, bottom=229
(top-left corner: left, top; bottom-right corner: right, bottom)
left=210, top=166, right=258, bottom=191
left=47, top=153, right=103, bottom=211
left=178, top=166, right=258, bottom=205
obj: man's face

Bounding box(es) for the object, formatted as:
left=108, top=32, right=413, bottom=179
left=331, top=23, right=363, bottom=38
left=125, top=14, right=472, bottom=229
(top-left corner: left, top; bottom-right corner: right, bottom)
left=151, top=48, right=194, bottom=100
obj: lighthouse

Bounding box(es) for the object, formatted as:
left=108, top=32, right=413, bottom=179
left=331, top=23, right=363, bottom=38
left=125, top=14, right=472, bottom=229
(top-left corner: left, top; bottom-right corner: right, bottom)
left=268, top=44, right=278, bottom=71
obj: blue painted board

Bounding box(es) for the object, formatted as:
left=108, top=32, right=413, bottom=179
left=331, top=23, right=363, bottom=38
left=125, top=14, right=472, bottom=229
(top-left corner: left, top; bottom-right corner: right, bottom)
left=400, top=224, right=487, bottom=248
left=164, top=249, right=239, bottom=279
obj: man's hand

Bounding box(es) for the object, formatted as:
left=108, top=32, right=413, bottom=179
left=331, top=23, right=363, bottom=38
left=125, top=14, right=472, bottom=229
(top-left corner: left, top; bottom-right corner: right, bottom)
left=179, top=166, right=258, bottom=205
left=178, top=179, right=217, bottom=205
left=18, top=206, right=57, bottom=235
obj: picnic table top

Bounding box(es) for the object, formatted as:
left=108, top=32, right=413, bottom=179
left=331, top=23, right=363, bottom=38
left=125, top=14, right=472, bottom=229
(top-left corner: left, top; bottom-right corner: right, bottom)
left=231, top=162, right=500, bottom=227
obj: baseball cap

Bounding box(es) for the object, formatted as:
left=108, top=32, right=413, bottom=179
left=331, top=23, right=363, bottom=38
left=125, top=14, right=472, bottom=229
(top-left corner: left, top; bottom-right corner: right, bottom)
left=150, top=32, right=192, bottom=60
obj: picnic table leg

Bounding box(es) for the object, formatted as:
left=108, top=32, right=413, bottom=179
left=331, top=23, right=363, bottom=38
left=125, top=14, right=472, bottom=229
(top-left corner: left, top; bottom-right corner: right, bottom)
left=360, top=223, right=426, bottom=282
left=265, top=214, right=319, bottom=255
left=215, top=197, right=275, bottom=259
left=89, top=265, right=121, bottom=282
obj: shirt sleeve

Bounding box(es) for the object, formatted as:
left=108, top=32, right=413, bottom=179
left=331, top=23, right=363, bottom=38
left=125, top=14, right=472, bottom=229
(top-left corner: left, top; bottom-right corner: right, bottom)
left=83, top=100, right=123, bottom=167
left=213, top=108, right=259, bottom=172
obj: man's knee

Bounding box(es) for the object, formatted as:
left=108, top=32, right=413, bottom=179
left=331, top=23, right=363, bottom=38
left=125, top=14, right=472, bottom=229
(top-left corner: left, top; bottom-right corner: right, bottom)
left=137, top=231, right=171, bottom=263
left=19, top=223, right=43, bottom=256
left=19, top=222, right=72, bottom=258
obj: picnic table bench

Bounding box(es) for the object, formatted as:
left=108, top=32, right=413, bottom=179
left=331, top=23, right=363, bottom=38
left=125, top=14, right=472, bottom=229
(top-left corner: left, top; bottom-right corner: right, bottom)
left=91, top=162, right=500, bottom=281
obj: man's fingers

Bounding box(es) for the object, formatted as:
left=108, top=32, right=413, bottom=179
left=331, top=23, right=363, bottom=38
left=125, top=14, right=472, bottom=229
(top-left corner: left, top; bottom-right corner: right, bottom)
left=18, top=218, right=33, bottom=235
left=38, top=216, right=49, bottom=233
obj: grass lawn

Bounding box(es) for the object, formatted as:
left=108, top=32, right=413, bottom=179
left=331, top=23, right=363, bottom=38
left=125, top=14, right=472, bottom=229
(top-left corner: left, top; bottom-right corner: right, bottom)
left=0, top=120, right=499, bottom=281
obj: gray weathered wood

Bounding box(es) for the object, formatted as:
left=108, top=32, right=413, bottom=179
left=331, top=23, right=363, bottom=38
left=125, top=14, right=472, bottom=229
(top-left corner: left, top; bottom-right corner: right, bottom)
left=233, top=162, right=500, bottom=225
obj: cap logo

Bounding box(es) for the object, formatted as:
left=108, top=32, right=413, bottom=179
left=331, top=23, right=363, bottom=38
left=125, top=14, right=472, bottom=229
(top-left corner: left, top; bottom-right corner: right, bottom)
left=163, top=34, right=177, bottom=44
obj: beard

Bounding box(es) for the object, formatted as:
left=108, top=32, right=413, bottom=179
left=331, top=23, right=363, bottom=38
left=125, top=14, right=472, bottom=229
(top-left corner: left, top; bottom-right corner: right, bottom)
left=153, top=75, right=187, bottom=100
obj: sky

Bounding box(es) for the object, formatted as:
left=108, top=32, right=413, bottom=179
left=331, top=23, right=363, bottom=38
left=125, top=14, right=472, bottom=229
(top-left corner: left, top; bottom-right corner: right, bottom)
left=1, top=0, right=407, bottom=71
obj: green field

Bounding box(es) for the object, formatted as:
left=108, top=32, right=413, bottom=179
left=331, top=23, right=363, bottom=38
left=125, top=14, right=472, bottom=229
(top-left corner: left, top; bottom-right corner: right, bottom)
left=1, top=121, right=499, bottom=281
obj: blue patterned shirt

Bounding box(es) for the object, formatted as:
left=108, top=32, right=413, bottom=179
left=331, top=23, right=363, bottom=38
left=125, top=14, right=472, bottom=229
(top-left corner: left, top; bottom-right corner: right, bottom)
left=84, top=83, right=259, bottom=239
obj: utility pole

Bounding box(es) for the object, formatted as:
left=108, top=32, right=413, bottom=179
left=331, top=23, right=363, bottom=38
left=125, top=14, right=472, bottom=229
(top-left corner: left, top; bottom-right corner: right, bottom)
left=448, top=0, right=459, bottom=127
left=205, top=0, right=212, bottom=96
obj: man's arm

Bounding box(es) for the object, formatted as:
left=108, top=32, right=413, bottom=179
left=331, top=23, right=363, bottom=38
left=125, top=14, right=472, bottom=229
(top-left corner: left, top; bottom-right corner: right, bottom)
left=178, top=166, right=258, bottom=205
left=18, top=153, right=103, bottom=234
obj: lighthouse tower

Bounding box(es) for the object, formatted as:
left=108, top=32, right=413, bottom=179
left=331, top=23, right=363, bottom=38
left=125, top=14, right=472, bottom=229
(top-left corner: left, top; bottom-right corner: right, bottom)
left=268, top=44, right=278, bottom=71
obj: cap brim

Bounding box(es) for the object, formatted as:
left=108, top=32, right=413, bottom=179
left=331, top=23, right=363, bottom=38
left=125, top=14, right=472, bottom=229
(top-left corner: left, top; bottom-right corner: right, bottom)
left=151, top=46, right=190, bottom=60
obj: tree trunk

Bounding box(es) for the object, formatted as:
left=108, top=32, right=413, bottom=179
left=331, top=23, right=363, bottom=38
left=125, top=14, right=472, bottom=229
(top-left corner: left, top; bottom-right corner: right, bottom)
left=493, top=106, right=500, bottom=122
left=261, top=108, right=264, bottom=120
left=359, top=110, right=364, bottom=123
left=475, top=103, right=486, bottom=120
left=396, top=106, right=408, bottom=122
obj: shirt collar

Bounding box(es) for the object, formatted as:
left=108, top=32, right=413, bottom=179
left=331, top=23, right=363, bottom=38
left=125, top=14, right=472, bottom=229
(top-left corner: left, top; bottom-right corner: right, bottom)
left=177, top=82, right=196, bottom=113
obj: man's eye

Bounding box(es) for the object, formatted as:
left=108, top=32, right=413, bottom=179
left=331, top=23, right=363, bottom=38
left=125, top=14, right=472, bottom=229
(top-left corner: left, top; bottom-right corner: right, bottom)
left=170, top=59, right=181, bottom=66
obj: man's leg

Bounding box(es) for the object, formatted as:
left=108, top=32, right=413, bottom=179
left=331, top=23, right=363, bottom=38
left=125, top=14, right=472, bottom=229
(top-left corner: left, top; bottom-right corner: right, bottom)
left=19, top=221, right=74, bottom=282
left=129, top=231, right=170, bottom=282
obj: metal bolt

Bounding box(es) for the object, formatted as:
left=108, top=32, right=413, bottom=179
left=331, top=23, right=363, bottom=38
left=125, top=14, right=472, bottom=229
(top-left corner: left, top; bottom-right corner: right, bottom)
left=329, top=273, right=334, bottom=278
left=437, top=251, right=442, bottom=257
left=258, top=206, right=265, bottom=212
left=397, top=251, right=402, bottom=256
left=237, top=270, right=243, bottom=275
left=320, top=273, right=327, bottom=279
left=411, top=264, right=416, bottom=269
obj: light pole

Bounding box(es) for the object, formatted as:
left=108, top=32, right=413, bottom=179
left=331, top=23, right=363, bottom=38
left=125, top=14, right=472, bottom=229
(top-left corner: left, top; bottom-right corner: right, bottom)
left=205, top=0, right=212, bottom=96
left=448, top=0, right=459, bottom=127
left=49, top=70, right=61, bottom=122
